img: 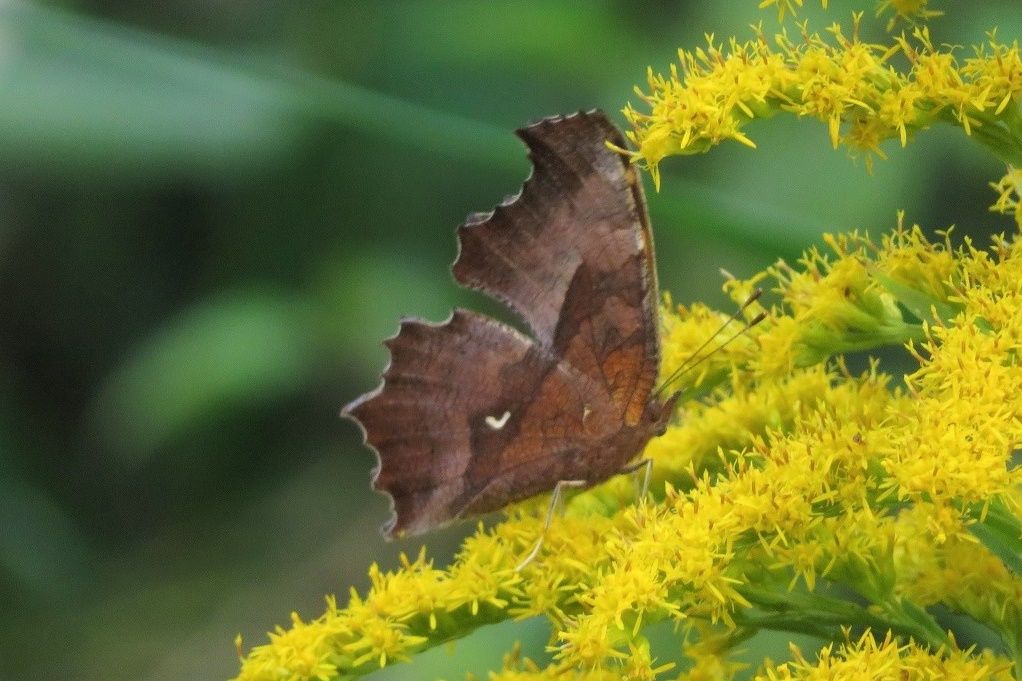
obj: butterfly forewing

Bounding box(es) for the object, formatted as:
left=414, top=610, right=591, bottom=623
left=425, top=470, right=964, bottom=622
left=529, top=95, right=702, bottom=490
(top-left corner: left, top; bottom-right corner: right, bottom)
left=344, top=111, right=666, bottom=537
left=454, top=112, right=660, bottom=426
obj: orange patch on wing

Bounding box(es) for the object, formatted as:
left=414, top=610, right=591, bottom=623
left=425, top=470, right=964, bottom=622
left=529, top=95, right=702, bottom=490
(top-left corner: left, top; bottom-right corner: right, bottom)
left=601, top=346, right=646, bottom=426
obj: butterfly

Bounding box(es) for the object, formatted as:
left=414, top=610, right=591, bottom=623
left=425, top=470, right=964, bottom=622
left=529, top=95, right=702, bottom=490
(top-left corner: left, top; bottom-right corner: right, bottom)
left=342, top=110, right=679, bottom=538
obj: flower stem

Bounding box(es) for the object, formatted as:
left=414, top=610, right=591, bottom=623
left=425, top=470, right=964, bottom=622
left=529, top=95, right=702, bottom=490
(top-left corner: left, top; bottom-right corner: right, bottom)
left=874, top=596, right=951, bottom=651
left=737, top=586, right=951, bottom=650
left=952, top=108, right=1022, bottom=168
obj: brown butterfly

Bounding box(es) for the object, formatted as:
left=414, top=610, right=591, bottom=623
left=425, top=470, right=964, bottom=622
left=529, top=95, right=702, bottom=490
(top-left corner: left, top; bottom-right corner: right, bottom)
left=342, top=110, right=679, bottom=539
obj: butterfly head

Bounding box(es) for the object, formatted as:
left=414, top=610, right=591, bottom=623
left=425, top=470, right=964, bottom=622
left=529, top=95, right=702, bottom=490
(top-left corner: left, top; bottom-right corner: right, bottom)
left=648, top=391, right=682, bottom=437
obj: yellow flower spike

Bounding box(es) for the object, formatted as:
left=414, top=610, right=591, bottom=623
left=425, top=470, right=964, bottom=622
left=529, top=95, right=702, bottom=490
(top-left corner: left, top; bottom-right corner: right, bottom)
left=240, top=79, right=1022, bottom=681
left=554, top=612, right=629, bottom=671
left=675, top=622, right=749, bottom=681
left=758, top=0, right=828, bottom=23
left=991, top=167, right=1022, bottom=228
left=882, top=291, right=1022, bottom=506
left=627, top=12, right=1022, bottom=180
left=877, top=0, right=943, bottom=32
left=755, top=629, right=1014, bottom=680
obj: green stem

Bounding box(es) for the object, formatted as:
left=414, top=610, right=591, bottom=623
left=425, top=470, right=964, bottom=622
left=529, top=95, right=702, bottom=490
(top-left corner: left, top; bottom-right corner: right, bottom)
left=953, top=109, right=1022, bottom=168
left=931, top=104, right=1022, bottom=167
left=738, top=586, right=951, bottom=651
left=874, top=596, right=951, bottom=651
left=826, top=323, right=928, bottom=354
left=797, top=322, right=928, bottom=368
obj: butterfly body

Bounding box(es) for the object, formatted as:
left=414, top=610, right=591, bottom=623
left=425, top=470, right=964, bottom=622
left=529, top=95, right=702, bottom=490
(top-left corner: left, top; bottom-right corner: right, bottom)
left=343, top=111, right=675, bottom=538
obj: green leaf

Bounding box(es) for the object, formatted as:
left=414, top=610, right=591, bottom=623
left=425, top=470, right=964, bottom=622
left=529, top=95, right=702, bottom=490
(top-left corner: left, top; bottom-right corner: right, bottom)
left=0, top=476, right=91, bottom=597
left=969, top=511, right=1022, bottom=578
left=872, top=273, right=958, bottom=325
left=0, top=3, right=303, bottom=175
left=89, top=289, right=316, bottom=464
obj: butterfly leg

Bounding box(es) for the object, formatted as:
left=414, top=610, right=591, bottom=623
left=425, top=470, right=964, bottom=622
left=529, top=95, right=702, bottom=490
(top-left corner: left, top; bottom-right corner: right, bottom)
left=619, top=457, right=653, bottom=500
left=514, top=478, right=588, bottom=571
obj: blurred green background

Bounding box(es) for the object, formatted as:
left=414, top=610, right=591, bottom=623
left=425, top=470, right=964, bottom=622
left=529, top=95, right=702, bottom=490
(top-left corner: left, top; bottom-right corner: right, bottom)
left=1, top=2, right=1018, bottom=679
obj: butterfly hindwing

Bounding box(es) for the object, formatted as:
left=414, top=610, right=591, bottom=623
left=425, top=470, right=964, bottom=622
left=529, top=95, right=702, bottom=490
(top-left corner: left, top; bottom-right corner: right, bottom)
left=343, top=309, right=615, bottom=537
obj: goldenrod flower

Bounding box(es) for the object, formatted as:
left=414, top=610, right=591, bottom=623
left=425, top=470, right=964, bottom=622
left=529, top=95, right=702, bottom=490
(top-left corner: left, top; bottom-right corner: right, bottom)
left=235, top=221, right=1022, bottom=679
left=755, top=630, right=1014, bottom=680
left=235, top=5, right=1022, bottom=680
left=623, top=12, right=1022, bottom=186
left=758, top=0, right=939, bottom=27
left=876, top=0, right=943, bottom=31
left=759, top=0, right=827, bottom=23
left=992, top=167, right=1022, bottom=228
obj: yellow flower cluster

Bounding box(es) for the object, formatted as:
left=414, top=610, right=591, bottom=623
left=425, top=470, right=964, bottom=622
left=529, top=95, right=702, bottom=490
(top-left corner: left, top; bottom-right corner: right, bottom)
left=232, top=8, right=1022, bottom=677
left=760, top=0, right=941, bottom=28
left=622, top=14, right=1022, bottom=188
left=875, top=0, right=942, bottom=30
left=755, top=630, right=1014, bottom=680
left=662, top=221, right=941, bottom=386
left=235, top=222, right=1022, bottom=680
left=895, top=503, right=1022, bottom=639
left=476, top=631, right=1014, bottom=681
left=758, top=0, right=828, bottom=22
left=992, top=167, right=1022, bottom=228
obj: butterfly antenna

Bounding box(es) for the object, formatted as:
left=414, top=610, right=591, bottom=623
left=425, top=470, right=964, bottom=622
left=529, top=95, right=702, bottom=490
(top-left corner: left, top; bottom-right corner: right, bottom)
left=655, top=289, right=766, bottom=396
